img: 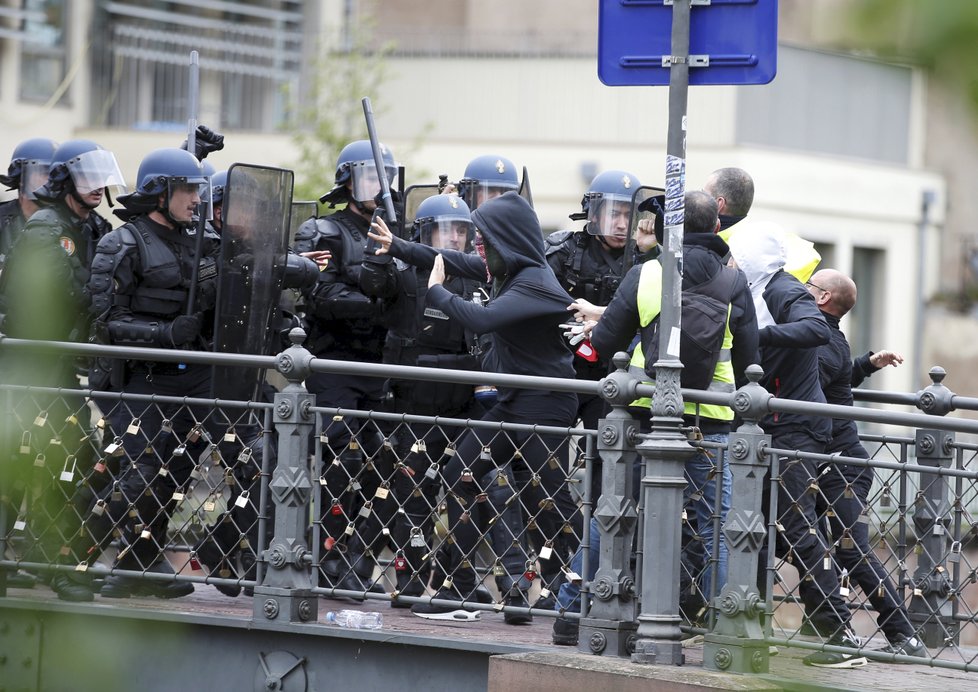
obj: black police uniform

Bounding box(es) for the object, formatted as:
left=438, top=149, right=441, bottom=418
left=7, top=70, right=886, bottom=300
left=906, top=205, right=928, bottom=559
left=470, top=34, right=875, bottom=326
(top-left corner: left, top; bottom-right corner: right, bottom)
left=293, top=206, right=399, bottom=594
left=545, top=231, right=624, bottom=423
left=392, top=193, right=579, bottom=615
left=0, top=203, right=111, bottom=568
left=76, top=213, right=219, bottom=597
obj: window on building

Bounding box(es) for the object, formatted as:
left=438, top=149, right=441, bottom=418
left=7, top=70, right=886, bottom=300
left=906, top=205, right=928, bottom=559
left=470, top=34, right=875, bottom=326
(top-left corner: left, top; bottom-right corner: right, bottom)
left=91, top=0, right=305, bottom=132
left=19, top=0, right=68, bottom=104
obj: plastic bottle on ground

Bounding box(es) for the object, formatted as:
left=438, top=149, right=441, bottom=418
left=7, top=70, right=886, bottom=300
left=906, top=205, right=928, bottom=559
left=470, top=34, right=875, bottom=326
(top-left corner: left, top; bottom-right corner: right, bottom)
left=324, top=609, right=383, bottom=629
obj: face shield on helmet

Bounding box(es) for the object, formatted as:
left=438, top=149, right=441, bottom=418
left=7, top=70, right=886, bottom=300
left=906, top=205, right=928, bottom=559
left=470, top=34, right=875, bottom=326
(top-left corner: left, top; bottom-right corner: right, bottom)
left=581, top=171, right=642, bottom=253
left=420, top=218, right=473, bottom=251
left=20, top=161, right=51, bottom=200
left=458, top=155, right=520, bottom=211
left=459, top=182, right=518, bottom=211
left=412, top=194, right=474, bottom=251
left=348, top=160, right=397, bottom=204
left=65, top=149, right=127, bottom=195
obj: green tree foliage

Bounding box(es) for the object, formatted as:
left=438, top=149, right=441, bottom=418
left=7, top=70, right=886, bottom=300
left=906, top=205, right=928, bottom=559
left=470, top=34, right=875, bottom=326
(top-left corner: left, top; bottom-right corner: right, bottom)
left=851, top=0, right=978, bottom=120
left=286, top=18, right=395, bottom=203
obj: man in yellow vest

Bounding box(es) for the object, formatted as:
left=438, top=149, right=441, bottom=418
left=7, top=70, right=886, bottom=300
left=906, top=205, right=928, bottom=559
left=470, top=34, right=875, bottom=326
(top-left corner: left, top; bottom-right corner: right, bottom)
left=552, top=191, right=757, bottom=644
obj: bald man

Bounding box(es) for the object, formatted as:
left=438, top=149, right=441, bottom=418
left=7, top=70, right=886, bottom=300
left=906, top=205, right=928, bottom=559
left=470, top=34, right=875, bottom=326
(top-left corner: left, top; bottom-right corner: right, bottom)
left=806, top=268, right=924, bottom=659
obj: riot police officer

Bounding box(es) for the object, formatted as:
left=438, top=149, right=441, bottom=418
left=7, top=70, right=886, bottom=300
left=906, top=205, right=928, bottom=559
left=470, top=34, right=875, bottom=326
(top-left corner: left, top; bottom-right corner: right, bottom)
left=456, top=154, right=520, bottom=211
left=547, top=168, right=640, bottom=445
left=293, top=140, right=400, bottom=598
left=0, top=139, right=123, bottom=583
left=48, top=148, right=215, bottom=602
left=0, top=138, right=57, bottom=286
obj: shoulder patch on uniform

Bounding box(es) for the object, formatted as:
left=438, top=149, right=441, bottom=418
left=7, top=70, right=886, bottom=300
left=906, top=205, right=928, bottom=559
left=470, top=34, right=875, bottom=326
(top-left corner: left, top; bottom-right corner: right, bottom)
left=58, top=236, right=76, bottom=256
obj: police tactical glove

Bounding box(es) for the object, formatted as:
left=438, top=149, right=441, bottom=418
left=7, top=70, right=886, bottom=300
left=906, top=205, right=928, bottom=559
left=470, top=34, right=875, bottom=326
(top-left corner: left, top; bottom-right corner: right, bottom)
left=163, top=314, right=201, bottom=347
left=181, top=125, right=225, bottom=160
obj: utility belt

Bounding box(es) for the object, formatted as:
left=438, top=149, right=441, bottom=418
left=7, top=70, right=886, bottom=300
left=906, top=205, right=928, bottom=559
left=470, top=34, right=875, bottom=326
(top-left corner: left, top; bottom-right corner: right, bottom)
left=130, top=361, right=194, bottom=377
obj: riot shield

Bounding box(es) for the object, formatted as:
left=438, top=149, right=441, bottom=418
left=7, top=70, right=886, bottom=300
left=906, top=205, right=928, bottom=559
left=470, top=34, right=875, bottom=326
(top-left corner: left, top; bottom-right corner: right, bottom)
left=290, top=200, right=318, bottom=243
left=402, top=183, right=440, bottom=240
left=212, top=163, right=293, bottom=401
left=625, top=185, right=665, bottom=269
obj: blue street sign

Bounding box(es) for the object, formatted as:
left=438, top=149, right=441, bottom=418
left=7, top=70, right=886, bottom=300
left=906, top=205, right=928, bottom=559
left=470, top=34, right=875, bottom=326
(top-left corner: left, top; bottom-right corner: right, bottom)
left=598, top=0, right=778, bottom=86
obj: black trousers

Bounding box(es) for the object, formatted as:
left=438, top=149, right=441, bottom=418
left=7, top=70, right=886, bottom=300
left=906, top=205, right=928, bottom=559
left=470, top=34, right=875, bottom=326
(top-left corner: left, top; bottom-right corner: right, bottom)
left=759, top=429, right=851, bottom=637
left=78, top=364, right=214, bottom=569
left=438, top=391, right=578, bottom=592
left=817, top=443, right=914, bottom=643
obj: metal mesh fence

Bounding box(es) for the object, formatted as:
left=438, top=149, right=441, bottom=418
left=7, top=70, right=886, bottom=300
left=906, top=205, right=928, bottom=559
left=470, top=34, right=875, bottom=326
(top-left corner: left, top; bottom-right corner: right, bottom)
left=3, top=345, right=978, bottom=673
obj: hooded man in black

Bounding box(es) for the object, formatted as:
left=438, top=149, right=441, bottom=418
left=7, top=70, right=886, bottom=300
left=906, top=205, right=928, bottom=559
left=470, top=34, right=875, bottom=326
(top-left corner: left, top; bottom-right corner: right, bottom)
left=368, top=191, right=578, bottom=621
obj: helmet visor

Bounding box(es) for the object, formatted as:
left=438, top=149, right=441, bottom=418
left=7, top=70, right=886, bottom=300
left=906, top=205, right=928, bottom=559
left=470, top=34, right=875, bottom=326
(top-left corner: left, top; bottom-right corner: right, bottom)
left=419, top=218, right=474, bottom=251
left=459, top=180, right=517, bottom=211
left=166, top=179, right=208, bottom=226
left=20, top=161, right=50, bottom=200
left=349, top=160, right=397, bottom=203
left=586, top=194, right=632, bottom=242
left=66, top=150, right=127, bottom=195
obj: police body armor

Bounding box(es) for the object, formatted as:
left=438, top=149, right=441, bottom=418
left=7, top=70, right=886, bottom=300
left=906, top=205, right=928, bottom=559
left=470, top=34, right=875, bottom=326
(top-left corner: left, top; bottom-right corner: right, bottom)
left=88, top=215, right=217, bottom=386
left=546, top=230, right=624, bottom=380
left=294, top=207, right=388, bottom=359
left=0, top=206, right=101, bottom=342
left=0, top=199, right=24, bottom=285
left=384, top=267, right=481, bottom=416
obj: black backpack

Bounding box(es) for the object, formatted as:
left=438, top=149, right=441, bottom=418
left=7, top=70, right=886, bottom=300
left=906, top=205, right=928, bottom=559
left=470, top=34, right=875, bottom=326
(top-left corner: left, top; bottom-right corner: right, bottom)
left=642, top=265, right=739, bottom=390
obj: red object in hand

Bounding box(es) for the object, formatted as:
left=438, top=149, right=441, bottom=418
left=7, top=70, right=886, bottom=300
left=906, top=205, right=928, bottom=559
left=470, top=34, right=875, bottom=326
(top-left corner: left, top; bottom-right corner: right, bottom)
left=575, top=340, right=599, bottom=362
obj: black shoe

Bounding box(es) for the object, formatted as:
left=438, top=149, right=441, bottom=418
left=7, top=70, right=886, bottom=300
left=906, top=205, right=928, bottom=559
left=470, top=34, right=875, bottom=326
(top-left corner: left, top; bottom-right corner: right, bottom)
left=552, top=616, right=579, bottom=646
left=51, top=573, right=95, bottom=602
left=391, top=578, right=425, bottom=609
left=877, top=635, right=927, bottom=661
left=4, top=569, right=37, bottom=589
left=503, top=589, right=532, bottom=626
left=473, top=584, right=495, bottom=604
left=101, top=559, right=195, bottom=600
left=193, top=536, right=241, bottom=597
left=803, top=631, right=868, bottom=668
left=533, top=593, right=556, bottom=612
left=411, top=588, right=481, bottom=621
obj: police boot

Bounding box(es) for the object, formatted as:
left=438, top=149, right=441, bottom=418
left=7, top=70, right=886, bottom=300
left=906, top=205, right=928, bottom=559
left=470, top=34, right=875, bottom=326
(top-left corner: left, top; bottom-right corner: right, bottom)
left=51, top=571, right=95, bottom=602
left=101, top=551, right=195, bottom=600
left=497, top=573, right=533, bottom=625
left=390, top=549, right=426, bottom=609
left=192, top=531, right=241, bottom=598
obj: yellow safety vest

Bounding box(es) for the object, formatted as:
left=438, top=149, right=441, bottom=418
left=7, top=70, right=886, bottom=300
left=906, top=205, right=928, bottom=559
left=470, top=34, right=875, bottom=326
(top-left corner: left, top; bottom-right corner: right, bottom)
left=629, top=260, right=735, bottom=421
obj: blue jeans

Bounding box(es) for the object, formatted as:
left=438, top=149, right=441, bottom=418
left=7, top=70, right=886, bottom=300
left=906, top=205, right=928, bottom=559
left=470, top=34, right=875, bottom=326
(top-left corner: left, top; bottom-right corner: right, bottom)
left=554, top=433, right=731, bottom=614
left=555, top=517, right=600, bottom=613
left=684, top=433, right=731, bottom=600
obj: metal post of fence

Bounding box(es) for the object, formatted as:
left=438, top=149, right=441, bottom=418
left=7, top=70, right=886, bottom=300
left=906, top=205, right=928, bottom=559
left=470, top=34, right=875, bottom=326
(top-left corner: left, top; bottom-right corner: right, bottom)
left=909, top=367, right=958, bottom=647
left=252, top=328, right=318, bottom=626
left=579, top=353, right=641, bottom=656
left=704, top=365, right=772, bottom=674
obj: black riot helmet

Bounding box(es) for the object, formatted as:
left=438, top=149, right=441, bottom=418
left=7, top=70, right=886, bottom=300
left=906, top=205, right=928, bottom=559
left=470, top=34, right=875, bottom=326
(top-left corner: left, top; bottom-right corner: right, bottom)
left=319, top=139, right=397, bottom=209
left=115, top=148, right=208, bottom=226
left=34, top=139, right=126, bottom=209
left=574, top=170, right=642, bottom=243
left=413, top=193, right=474, bottom=251
left=457, top=155, right=519, bottom=211
left=0, top=138, right=58, bottom=197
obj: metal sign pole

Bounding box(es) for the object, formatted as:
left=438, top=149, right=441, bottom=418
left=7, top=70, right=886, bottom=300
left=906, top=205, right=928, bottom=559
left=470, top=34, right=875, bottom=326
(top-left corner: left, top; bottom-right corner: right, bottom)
left=631, top=0, right=695, bottom=666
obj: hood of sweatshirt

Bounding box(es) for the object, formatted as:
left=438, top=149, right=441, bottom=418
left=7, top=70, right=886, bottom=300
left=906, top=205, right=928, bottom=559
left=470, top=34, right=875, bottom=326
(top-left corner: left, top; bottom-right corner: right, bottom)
left=470, top=191, right=546, bottom=277
left=727, top=219, right=787, bottom=329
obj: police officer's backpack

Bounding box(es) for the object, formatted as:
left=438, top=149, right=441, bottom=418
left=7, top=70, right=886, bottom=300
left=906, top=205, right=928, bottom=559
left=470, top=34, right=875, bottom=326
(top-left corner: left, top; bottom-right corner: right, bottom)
left=642, top=265, right=738, bottom=391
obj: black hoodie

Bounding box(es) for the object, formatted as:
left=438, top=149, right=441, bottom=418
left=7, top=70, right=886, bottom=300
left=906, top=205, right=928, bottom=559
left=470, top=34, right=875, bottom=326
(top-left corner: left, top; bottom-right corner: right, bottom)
left=389, top=192, right=577, bottom=403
